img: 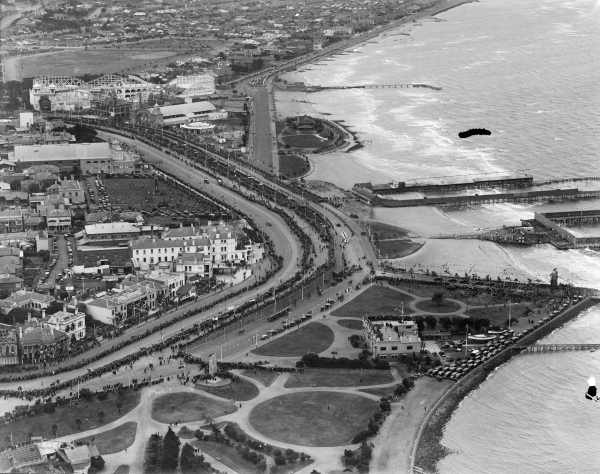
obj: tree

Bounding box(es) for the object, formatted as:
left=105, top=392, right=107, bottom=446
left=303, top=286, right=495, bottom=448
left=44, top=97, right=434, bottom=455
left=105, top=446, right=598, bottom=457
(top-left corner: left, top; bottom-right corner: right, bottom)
left=431, top=291, right=445, bottom=306
left=51, top=424, right=58, bottom=438
left=161, top=427, right=181, bottom=472
left=424, top=315, right=437, bottom=330
left=75, top=418, right=82, bottom=431
left=144, top=433, right=162, bottom=474
left=180, top=443, right=211, bottom=473
left=97, top=410, right=105, bottom=423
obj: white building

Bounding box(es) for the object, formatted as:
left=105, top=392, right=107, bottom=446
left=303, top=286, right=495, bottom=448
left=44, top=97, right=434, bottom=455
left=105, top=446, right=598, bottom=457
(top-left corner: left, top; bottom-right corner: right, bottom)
left=150, top=101, right=224, bottom=126
left=48, top=178, right=85, bottom=205
left=29, top=74, right=161, bottom=112
left=46, top=208, right=72, bottom=233
left=19, top=112, right=35, bottom=129
left=143, top=270, right=186, bottom=299
left=84, top=280, right=158, bottom=326
left=175, top=252, right=213, bottom=278
left=364, top=319, right=423, bottom=357
left=79, top=222, right=144, bottom=244
left=131, top=237, right=210, bottom=269
left=46, top=309, right=86, bottom=341
left=0, top=290, right=55, bottom=315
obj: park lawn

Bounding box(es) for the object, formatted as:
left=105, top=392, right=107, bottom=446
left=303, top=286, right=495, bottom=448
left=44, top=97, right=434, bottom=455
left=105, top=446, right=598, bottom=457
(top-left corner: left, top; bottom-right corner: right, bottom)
left=280, top=133, right=325, bottom=148
left=465, top=303, right=531, bottom=326
left=331, top=286, right=414, bottom=318
left=194, top=440, right=263, bottom=474
left=375, top=239, right=423, bottom=259
left=337, top=319, right=363, bottom=330
left=0, top=390, right=140, bottom=449
left=151, top=392, right=236, bottom=424
left=415, top=299, right=462, bottom=314
left=249, top=392, right=379, bottom=446
left=240, top=369, right=279, bottom=387
left=252, top=322, right=334, bottom=357
left=77, top=422, right=137, bottom=455
left=198, top=378, right=259, bottom=401
left=279, top=153, right=309, bottom=179
left=284, top=368, right=393, bottom=388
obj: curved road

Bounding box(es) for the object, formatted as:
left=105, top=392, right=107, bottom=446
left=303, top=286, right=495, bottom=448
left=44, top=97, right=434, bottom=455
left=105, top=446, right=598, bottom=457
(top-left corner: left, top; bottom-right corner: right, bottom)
left=0, top=134, right=309, bottom=390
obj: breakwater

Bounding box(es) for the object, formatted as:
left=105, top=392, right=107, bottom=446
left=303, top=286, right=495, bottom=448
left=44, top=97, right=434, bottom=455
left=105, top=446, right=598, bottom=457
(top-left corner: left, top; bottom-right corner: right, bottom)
left=412, top=296, right=600, bottom=473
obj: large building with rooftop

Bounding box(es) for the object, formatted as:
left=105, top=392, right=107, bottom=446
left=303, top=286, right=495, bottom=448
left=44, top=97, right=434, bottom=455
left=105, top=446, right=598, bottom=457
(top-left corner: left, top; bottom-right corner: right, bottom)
left=363, top=318, right=423, bottom=357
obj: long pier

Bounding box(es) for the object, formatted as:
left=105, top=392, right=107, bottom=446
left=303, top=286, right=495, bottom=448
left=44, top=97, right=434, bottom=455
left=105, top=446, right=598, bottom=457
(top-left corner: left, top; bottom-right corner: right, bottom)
left=373, top=188, right=600, bottom=208
left=520, top=343, right=600, bottom=353
left=279, top=82, right=443, bottom=92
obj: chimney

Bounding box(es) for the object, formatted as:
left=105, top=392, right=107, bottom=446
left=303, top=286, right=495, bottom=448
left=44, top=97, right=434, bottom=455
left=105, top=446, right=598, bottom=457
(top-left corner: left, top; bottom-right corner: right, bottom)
left=27, top=311, right=31, bottom=322
left=42, top=309, right=46, bottom=319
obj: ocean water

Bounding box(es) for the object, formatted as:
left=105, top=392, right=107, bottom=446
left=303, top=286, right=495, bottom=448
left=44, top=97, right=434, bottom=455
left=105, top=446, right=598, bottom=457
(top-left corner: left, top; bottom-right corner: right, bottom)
left=277, top=0, right=600, bottom=187
left=276, top=0, right=600, bottom=471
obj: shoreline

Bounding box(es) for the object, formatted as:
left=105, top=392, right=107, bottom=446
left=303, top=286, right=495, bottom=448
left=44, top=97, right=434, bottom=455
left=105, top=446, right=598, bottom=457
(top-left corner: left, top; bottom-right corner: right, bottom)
left=412, top=296, right=600, bottom=473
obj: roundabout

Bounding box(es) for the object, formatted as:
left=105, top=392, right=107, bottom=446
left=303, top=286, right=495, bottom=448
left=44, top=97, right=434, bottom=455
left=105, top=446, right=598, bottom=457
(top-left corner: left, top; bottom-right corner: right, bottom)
left=248, top=391, right=379, bottom=446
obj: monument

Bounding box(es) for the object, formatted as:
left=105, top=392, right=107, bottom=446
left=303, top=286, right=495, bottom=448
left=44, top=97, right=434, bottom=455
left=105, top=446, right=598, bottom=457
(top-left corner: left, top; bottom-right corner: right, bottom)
left=550, top=268, right=558, bottom=288
left=208, top=353, right=218, bottom=377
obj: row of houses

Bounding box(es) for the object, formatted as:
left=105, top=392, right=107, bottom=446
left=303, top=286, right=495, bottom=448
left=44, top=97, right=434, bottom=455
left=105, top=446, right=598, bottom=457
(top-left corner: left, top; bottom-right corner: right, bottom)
left=0, top=290, right=86, bottom=366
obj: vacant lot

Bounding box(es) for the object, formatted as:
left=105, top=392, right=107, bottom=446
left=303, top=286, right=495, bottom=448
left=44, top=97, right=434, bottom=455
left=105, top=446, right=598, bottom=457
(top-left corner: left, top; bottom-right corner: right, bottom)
left=332, top=286, right=414, bottom=318
left=249, top=392, right=379, bottom=446
left=0, top=391, right=140, bottom=448
left=252, top=322, right=334, bottom=357
left=104, top=177, right=222, bottom=226
left=151, top=392, right=236, bottom=424
left=285, top=368, right=393, bottom=388
left=77, top=422, right=137, bottom=455
left=198, top=378, right=259, bottom=401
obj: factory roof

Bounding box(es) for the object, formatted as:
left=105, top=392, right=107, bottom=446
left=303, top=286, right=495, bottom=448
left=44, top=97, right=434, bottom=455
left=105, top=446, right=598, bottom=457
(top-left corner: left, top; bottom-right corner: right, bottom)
left=156, top=101, right=216, bottom=117
left=13, top=143, right=111, bottom=163
left=84, top=222, right=141, bottom=235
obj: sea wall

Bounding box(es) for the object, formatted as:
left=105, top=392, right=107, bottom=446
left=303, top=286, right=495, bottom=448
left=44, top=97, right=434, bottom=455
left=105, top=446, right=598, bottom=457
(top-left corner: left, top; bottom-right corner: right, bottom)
left=412, top=296, right=600, bottom=473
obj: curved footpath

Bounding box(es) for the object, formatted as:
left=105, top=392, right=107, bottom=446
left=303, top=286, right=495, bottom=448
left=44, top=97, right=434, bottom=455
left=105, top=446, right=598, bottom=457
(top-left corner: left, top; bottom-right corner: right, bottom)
left=0, top=134, right=311, bottom=390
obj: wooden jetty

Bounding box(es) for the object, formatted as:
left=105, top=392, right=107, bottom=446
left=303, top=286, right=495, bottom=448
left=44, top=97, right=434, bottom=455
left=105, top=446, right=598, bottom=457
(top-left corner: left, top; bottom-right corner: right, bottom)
left=519, top=343, right=600, bottom=353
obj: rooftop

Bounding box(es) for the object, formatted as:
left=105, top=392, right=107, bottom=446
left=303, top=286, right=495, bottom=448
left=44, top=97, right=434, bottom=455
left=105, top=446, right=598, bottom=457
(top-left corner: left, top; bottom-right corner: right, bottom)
left=156, top=101, right=216, bottom=117
left=21, top=321, right=68, bottom=346
left=13, top=142, right=111, bottom=163
left=84, top=222, right=141, bottom=235
left=131, top=237, right=211, bottom=249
